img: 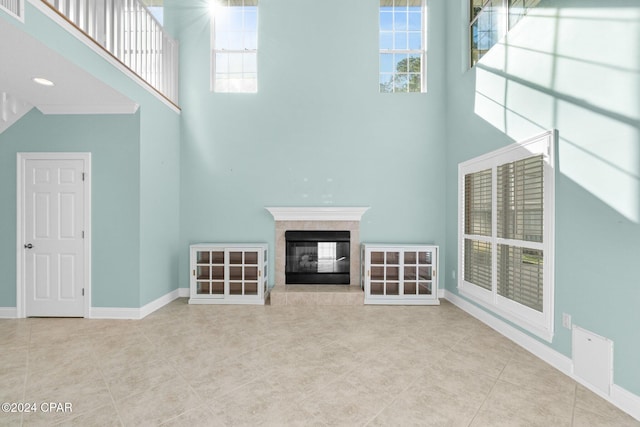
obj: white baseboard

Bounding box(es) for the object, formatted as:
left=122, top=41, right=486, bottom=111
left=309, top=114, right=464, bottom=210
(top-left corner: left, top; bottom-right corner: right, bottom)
left=1, top=289, right=188, bottom=320
left=139, top=288, right=181, bottom=319
left=612, top=384, right=640, bottom=421
left=0, top=307, right=18, bottom=318
left=444, top=291, right=572, bottom=372
left=90, top=288, right=184, bottom=320
left=443, top=290, right=640, bottom=422
left=89, top=307, right=142, bottom=320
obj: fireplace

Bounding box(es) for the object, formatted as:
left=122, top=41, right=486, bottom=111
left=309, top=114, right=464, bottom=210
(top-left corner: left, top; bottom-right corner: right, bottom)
left=285, top=231, right=350, bottom=284
left=265, top=206, right=370, bottom=288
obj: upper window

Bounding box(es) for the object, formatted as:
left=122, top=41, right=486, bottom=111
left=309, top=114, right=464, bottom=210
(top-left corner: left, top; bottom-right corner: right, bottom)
left=458, top=131, right=555, bottom=341
left=141, top=0, right=163, bottom=25
left=470, top=0, right=540, bottom=67
left=211, top=0, right=258, bottom=93
left=379, top=0, right=426, bottom=93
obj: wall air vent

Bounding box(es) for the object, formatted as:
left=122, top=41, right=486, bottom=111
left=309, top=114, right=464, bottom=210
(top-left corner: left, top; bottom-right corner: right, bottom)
left=0, top=0, right=23, bottom=20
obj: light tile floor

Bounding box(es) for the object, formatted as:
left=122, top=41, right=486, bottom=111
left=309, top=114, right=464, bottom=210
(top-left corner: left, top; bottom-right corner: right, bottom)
left=1, top=299, right=638, bottom=426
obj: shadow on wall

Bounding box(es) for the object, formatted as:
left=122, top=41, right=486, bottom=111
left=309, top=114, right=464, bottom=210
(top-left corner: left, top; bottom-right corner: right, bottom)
left=473, top=5, right=640, bottom=222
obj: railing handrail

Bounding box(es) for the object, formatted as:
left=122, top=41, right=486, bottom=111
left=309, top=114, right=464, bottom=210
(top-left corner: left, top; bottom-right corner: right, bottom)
left=41, top=0, right=179, bottom=107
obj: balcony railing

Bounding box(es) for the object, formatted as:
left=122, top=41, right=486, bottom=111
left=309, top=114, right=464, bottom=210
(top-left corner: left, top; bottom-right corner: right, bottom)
left=43, top=0, right=179, bottom=106
left=0, top=0, right=24, bottom=19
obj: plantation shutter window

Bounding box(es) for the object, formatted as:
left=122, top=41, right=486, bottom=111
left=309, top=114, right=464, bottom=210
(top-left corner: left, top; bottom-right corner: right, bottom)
left=463, top=169, right=492, bottom=291
left=458, top=131, right=555, bottom=341
left=496, top=155, right=544, bottom=312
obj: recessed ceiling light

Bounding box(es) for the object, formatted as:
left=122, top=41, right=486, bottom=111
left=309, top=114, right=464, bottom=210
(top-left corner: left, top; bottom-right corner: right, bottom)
left=32, top=77, right=55, bottom=87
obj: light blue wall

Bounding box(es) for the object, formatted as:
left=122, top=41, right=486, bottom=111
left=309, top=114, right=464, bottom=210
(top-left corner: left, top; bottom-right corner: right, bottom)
left=139, top=100, right=181, bottom=305
left=0, top=3, right=182, bottom=308
left=0, top=110, right=141, bottom=308
left=444, top=0, right=640, bottom=395
left=5, top=0, right=636, bottom=401
left=167, top=0, right=448, bottom=289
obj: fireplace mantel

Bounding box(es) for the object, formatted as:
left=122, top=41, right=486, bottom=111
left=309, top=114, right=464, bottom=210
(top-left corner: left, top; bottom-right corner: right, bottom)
left=265, top=207, right=369, bottom=222
left=266, top=207, right=369, bottom=290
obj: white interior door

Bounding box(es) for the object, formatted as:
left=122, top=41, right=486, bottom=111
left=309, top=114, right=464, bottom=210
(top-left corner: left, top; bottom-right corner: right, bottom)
left=20, top=155, right=89, bottom=317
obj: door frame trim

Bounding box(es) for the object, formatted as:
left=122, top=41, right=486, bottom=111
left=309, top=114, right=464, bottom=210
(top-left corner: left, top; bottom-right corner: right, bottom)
left=16, top=152, right=92, bottom=318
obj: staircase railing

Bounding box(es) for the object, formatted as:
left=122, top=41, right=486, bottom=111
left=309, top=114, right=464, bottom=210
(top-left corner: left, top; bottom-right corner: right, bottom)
left=0, top=0, right=24, bottom=19
left=42, top=0, right=179, bottom=106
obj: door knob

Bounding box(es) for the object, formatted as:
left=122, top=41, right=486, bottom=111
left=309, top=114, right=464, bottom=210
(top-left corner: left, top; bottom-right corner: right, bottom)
left=24, top=243, right=33, bottom=249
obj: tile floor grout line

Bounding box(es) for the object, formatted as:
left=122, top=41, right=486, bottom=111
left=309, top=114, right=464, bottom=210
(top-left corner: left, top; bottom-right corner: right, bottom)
left=136, top=323, right=213, bottom=425
left=19, top=321, right=32, bottom=427
left=170, top=365, right=209, bottom=418
left=91, top=331, right=127, bottom=427
left=4, top=299, right=637, bottom=426
left=362, top=369, right=423, bottom=427
left=570, top=383, right=578, bottom=427
left=463, top=344, right=505, bottom=427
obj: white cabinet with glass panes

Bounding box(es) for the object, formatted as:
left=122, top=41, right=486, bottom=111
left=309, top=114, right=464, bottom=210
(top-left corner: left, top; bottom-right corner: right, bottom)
left=189, top=243, right=269, bottom=305
left=361, top=244, right=439, bottom=305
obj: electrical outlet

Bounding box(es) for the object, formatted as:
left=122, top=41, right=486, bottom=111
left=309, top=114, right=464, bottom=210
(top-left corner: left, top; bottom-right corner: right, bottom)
left=562, top=313, right=572, bottom=329
left=452, top=270, right=456, bottom=280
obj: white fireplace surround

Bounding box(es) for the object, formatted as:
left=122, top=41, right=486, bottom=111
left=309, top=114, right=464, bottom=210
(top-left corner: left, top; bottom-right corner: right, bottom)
left=265, top=207, right=370, bottom=287
left=265, top=207, right=370, bottom=222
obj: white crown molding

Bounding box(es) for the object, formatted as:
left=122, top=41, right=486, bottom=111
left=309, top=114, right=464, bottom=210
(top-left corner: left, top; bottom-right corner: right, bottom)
left=37, top=103, right=140, bottom=115
left=265, top=206, right=370, bottom=222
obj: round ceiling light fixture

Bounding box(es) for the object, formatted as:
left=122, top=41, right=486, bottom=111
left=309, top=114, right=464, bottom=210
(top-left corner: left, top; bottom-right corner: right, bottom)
left=32, top=77, right=55, bottom=87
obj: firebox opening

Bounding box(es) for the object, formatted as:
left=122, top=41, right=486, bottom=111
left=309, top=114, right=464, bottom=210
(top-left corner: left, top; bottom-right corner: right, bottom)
left=285, top=230, right=350, bottom=285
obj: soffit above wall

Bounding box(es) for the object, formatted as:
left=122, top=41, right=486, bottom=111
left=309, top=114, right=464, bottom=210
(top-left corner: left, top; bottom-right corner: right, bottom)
left=0, top=18, right=138, bottom=115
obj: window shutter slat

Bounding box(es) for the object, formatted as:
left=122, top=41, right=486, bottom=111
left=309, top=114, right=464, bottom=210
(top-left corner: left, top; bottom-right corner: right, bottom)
left=497, top=155, right=543, bottom=243
left=497, top=245, right=543, bottom=312
left=464, top=168, right=492, bottom=236
left=464, top=239, right=492, bottom=291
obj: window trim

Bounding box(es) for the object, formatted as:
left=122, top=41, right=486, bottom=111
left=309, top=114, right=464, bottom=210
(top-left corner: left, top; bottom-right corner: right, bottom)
left=379, top=0, right=428, bottom=93
left=210, top=0, right=258, bottom=93
left=469, top=0, right=541, bottom=68
left=457, top=130, right=556, bottom=341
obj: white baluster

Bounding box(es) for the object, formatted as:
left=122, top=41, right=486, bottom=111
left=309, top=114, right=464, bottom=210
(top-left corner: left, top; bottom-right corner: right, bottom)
left=1, top=92, right=7, bottom=123
left=125, top=0, right=131, bottom=69
left=36, top=0, right=179, bottom=104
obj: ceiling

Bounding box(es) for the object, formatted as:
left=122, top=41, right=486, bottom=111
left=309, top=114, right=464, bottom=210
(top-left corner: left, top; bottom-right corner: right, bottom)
left=0, top=18, right=138, bottom=115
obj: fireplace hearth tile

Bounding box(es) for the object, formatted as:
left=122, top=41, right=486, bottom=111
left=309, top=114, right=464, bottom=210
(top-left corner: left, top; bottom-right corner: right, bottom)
left=286, top=292, right=318, bottom=306
left=286, top=285, right=319, bottom=293
left=269, top=288, right=286, bottom=305
left=269, top=285, right=364, bottom=306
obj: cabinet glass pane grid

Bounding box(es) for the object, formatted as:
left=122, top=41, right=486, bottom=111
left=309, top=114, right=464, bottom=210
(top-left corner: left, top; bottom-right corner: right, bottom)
left=370, top=249, right=434, bottom=297
left=403, top=250, right=433, bottom=296
left=190, top=245, right=268, bottom=304
left=229, top=251, right=259, bottom=296
left=196, top=250, right=225, bottom=295
left=370, top=251, right=400, bottom=296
